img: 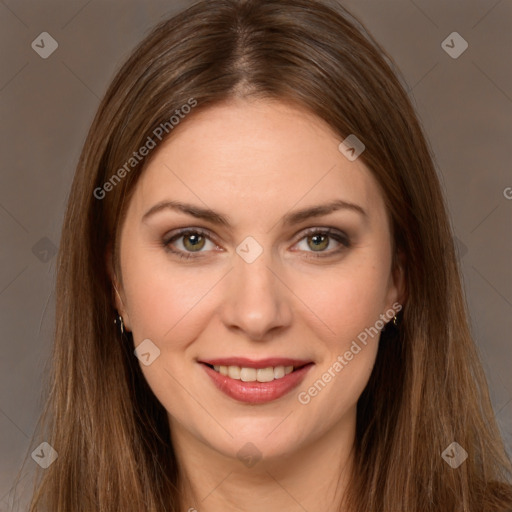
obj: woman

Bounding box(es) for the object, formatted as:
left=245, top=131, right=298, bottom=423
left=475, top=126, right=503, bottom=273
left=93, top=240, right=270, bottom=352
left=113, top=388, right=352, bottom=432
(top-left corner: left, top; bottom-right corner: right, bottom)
left=24, top=0, right=512, bottom=510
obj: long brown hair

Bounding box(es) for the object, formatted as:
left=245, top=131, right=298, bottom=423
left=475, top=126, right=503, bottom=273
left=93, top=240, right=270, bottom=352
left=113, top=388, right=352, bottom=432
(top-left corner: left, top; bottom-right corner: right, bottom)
left=19, top=0, right=512, bottom=510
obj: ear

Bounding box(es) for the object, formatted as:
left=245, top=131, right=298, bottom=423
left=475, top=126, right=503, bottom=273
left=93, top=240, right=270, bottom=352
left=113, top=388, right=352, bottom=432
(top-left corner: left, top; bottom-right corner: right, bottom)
left=105, top=245, right=132, bottom=332
left=386, top=248, right=407, bottom=311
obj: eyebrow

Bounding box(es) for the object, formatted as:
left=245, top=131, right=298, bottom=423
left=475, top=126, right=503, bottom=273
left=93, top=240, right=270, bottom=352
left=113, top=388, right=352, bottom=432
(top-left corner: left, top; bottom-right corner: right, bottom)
left=141, top=198, right=367, bottom=227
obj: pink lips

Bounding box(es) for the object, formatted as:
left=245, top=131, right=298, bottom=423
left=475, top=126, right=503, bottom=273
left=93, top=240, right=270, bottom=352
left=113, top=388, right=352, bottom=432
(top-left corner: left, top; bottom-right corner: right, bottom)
left=198, top=357, right=314, bottom=404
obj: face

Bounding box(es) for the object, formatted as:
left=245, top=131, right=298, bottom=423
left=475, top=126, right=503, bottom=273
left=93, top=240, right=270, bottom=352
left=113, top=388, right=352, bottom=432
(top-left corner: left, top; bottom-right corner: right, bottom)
left=113, top=98, right=404, bottom=462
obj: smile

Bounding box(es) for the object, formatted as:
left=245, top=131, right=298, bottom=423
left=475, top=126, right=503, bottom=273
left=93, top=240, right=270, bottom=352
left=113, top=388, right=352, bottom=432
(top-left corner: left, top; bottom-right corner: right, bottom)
left=209, top=364, right=298, bottom=382
left=198, top=358, right=314, bottom=404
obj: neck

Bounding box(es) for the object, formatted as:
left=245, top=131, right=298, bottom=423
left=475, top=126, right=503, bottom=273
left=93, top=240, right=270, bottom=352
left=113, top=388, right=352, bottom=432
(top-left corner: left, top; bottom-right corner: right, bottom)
left=171, top=411, right=356, bottom=512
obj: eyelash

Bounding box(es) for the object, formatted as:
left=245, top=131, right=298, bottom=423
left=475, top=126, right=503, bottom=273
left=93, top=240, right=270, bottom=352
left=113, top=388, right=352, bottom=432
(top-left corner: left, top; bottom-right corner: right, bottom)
left=162, top=227, right=351, bottom=260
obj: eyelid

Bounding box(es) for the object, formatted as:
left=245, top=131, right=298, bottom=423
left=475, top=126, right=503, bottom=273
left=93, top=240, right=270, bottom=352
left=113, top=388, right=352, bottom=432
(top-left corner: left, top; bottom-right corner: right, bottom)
left=162, top=227, right=221, bottom=249
left=162, top=225, right=351, bottom=258
left=297, top=226, right=350, bottom=246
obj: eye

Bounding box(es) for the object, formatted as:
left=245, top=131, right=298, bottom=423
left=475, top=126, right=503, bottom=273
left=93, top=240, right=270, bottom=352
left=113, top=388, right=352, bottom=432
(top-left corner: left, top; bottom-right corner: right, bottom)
left=162, top=228, right=218, bottom=259
left=293, top=227, right=350, bottom=258
left=162, top=227, right=351, bottom=260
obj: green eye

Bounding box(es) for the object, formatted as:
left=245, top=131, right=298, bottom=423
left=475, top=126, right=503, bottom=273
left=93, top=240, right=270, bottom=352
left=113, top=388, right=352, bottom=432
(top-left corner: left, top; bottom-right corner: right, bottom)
left=294, top=228, right=350, bottom=258
left=163, top=228, right=214, bottom=259
left=162, top=227, right=350, bottom=260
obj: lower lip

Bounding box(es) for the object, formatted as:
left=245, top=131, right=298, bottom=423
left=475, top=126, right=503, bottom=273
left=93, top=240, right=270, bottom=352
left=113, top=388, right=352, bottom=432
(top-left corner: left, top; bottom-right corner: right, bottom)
left=201, top=363, right=314, bottom=404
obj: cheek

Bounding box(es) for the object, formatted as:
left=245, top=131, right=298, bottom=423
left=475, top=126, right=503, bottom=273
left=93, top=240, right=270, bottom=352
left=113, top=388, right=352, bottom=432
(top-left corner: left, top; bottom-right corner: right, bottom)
left=122, top=248, right=217, bottom=344
left=294, top=266, right=386, bottom=421
left=122, top=256, right=218, bottom=418
left=292, top=257, right=391, bottom=343
left=291, top=255, right=388, bottom=397
left=123, top=239, right=392, bottom=348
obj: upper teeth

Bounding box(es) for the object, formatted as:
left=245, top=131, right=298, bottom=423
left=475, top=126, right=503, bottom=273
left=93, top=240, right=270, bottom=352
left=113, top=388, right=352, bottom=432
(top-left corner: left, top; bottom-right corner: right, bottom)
left=213, top=365, right=294, bottom=382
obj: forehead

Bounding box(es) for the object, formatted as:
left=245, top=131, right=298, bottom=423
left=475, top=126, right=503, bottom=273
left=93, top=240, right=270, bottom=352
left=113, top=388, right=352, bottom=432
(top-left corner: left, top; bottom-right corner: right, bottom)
left=126, top=99, right=387, bottom=228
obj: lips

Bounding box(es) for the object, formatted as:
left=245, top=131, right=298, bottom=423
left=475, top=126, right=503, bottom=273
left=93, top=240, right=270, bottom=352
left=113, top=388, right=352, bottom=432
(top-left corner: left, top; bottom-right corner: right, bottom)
left=198, top=357, right=314, bottom=404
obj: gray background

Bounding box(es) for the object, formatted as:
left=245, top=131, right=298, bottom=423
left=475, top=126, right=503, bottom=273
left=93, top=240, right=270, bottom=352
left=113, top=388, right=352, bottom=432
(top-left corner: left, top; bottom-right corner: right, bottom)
left=1, top=0, right=511, bottom=508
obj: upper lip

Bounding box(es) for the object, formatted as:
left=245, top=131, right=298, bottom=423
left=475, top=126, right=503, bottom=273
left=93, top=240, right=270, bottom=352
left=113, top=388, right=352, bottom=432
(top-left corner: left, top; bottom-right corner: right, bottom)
left=198, top=357, right=313, bottom=369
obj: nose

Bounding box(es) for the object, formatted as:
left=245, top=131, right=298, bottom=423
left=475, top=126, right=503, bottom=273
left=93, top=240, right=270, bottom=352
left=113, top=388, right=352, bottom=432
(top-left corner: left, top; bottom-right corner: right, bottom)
left=220, top=247, right=293, bottom=341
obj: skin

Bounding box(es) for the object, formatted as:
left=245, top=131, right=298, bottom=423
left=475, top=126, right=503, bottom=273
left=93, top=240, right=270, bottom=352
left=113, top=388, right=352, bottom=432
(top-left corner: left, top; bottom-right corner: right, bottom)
left=113, top=98, right=405, bottom=512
